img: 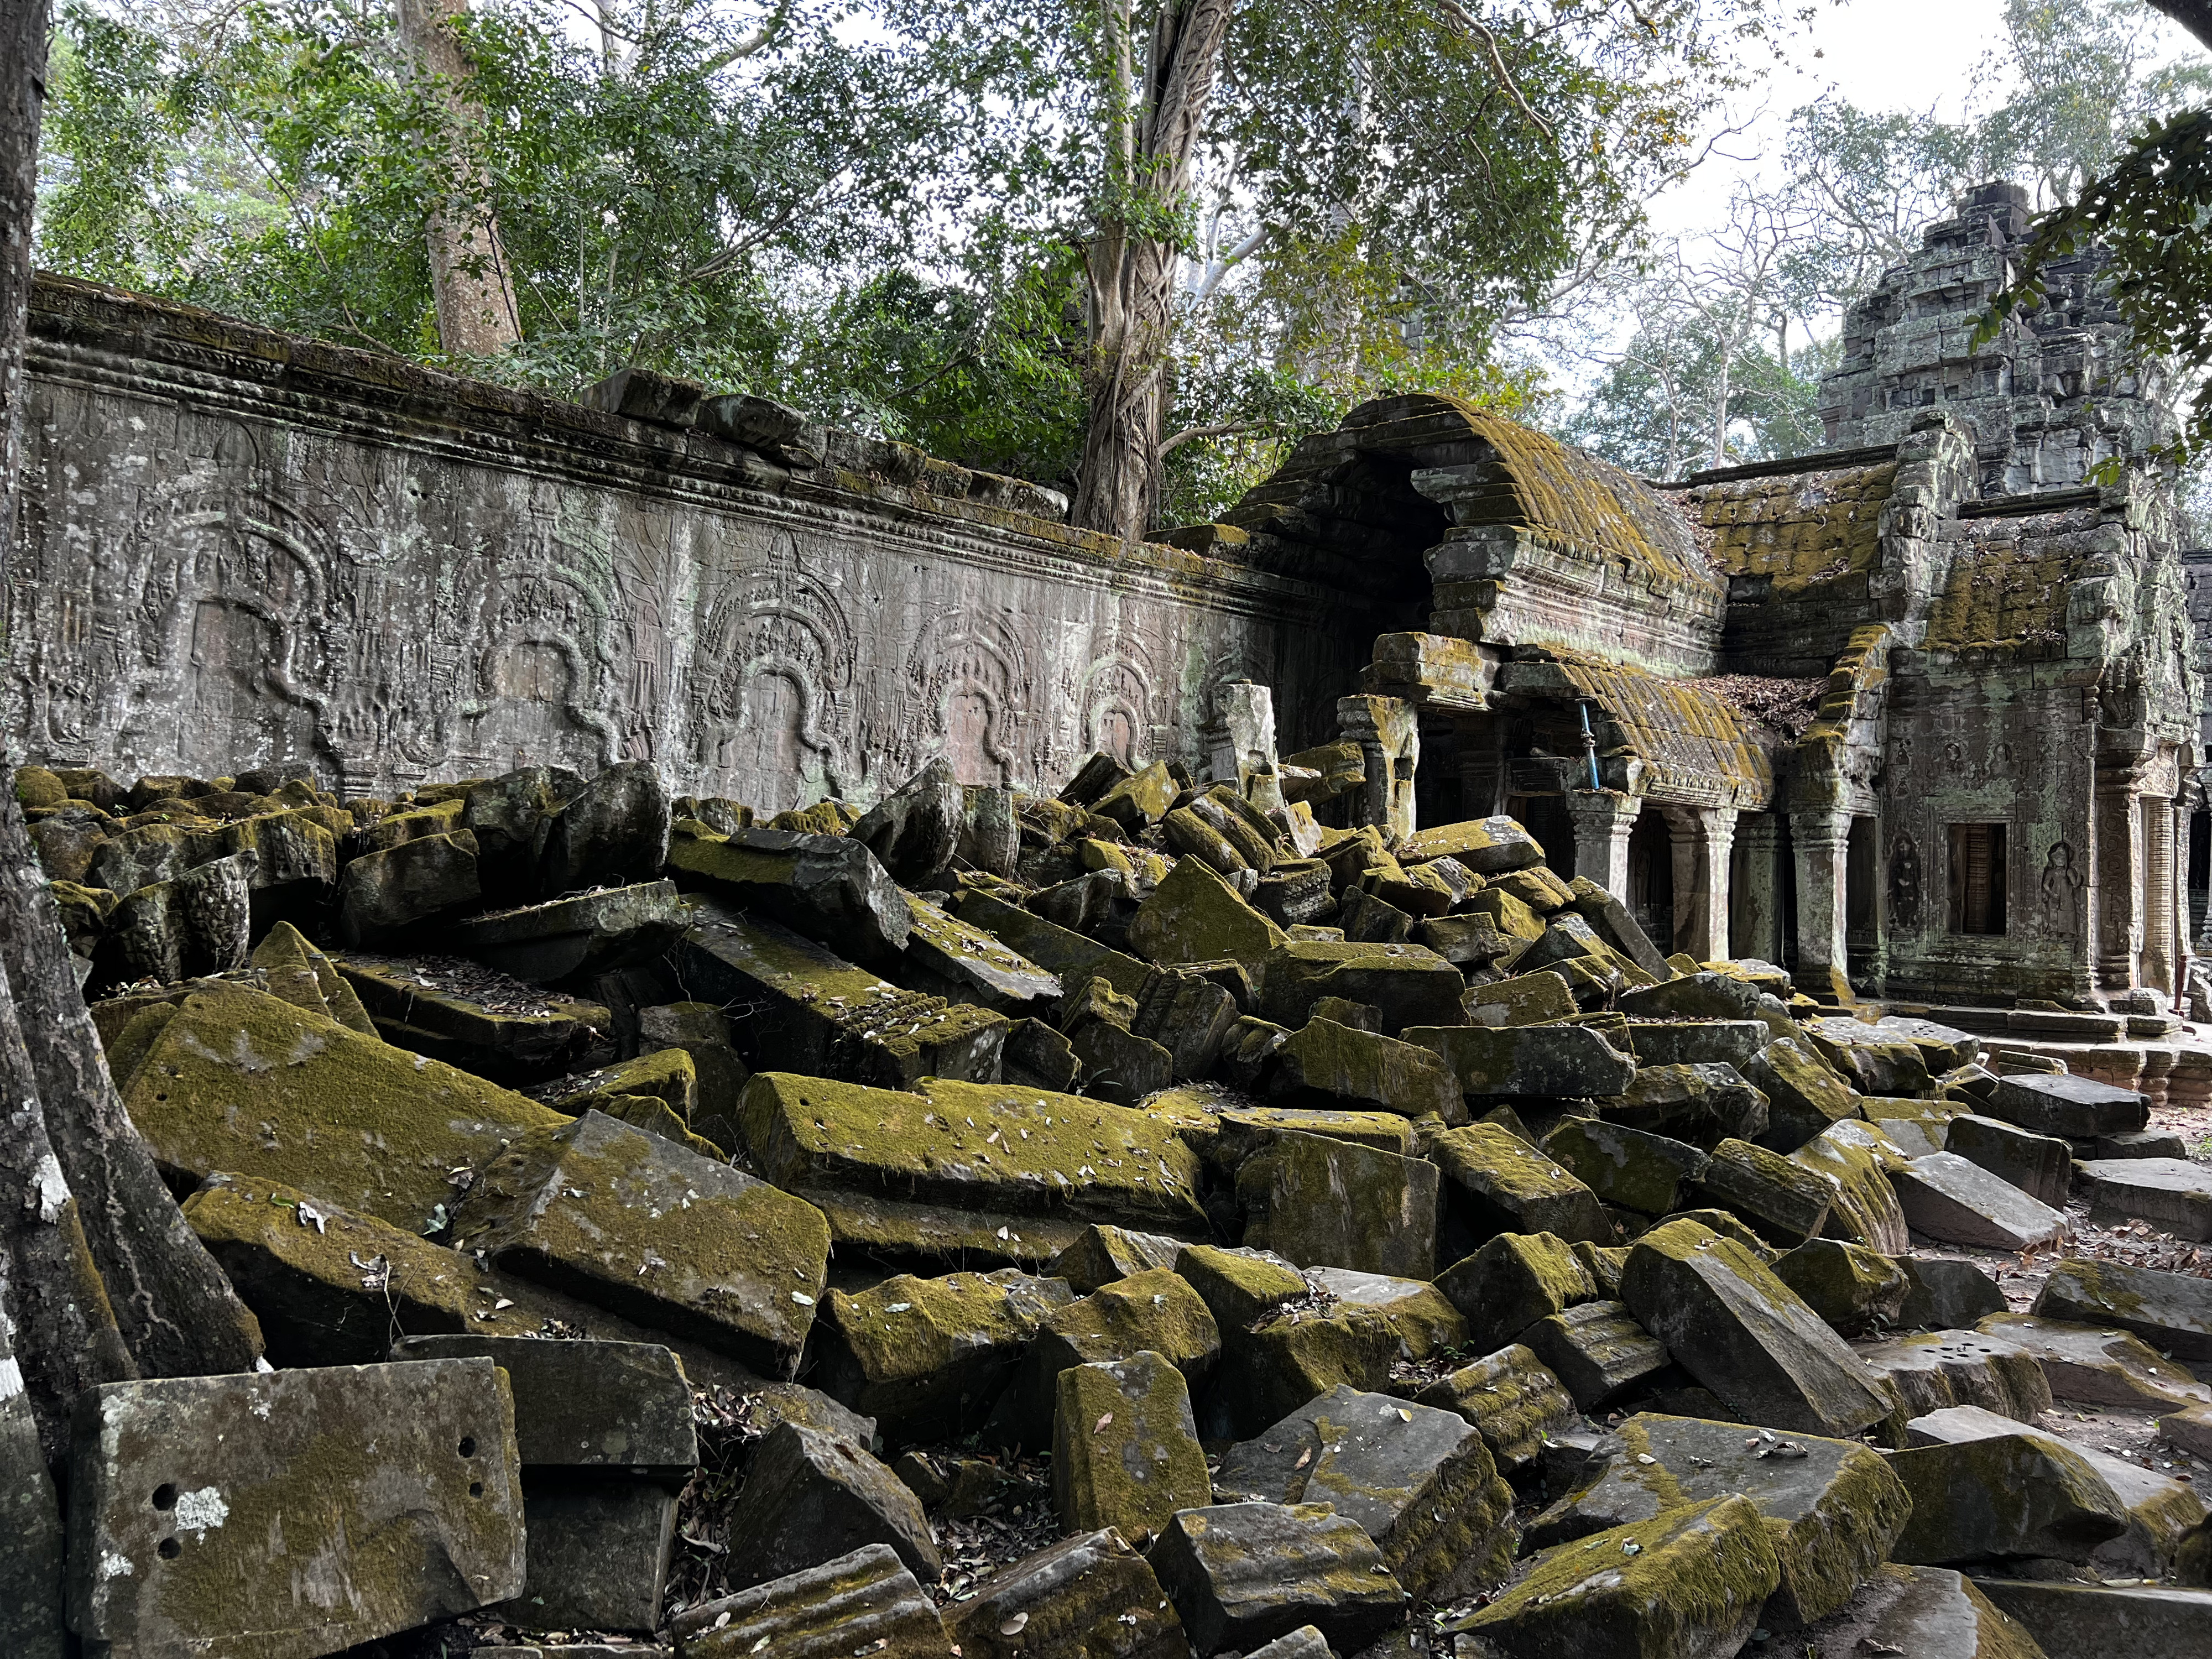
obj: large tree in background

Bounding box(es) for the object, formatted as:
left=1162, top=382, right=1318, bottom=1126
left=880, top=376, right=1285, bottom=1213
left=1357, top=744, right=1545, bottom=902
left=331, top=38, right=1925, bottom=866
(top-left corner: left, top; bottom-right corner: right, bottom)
left=397, top=0, right=521, bottom=356
left=1984, top=1, right=2212, bottom=468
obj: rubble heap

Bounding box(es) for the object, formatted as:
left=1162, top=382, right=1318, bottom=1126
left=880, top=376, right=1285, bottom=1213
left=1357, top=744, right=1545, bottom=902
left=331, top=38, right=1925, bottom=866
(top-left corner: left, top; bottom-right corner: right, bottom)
left=10, top=743, right=2212, bottom=1659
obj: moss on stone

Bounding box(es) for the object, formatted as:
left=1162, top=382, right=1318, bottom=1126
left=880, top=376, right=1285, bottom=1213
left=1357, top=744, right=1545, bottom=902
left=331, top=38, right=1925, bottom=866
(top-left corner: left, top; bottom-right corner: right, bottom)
left=1175, top=1244, right=1309, bottom=1331
left=822, top=1267, right=1076, bottom=1439
left=1051, top=1351, right=1211, bottom=1540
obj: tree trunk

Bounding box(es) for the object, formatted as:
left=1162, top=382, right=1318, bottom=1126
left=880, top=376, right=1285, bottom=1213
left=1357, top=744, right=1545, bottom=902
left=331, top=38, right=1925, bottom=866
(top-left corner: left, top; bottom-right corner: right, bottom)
left=2147, top=1, right=2212, bottom=52
left=2, top=9, right=89, bottom=1651
left=398, top=0, right=522, bottom=359
left=1071, top=0, right=1237, bottom=541
left=0, top=785, right=267, bottom=1380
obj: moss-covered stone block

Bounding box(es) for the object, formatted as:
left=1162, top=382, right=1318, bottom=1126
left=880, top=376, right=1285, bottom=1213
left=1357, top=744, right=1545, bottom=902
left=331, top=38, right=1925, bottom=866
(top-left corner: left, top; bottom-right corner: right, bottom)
left=1208, top=1305, right=1402, bottom=1443
left=942, top=1527, right=1185, bottom=1659
left=1888, top=1430, right=2130, bottom=1566
left=1621, top=1218, right=1893, bottom=1438
left=67, top=1360, right=526, bottom=1658
left=1523, top=1300, right=1671, bottom=1408
left=1216, top=1384, right=1516, bottom=1599
left=1051, top=1351, right=1211, bottom=1541
left=1855, top=1328, right=2053, bottom=1424
left=1746, top=1036, right=1863, bottom=1153
left=819, top=1267, right=1076, bottom=1443
left=1789, top=1119, right=1910, bottom=1254
left=1544, top=1116, right=1710, bottom=1217
left=1049, top=1224, right=1186, bottom=1293
left=1402, top=816, right=1543, bottom=874
left=1525, top=1412, right=1911, bottom=1628
left=332, top=952, right=611, bottom=1086
left=1268, top=1015, right=1465, bottom=1123
left=1447, top=1495, right=1782, bottom=1659
left=672, top=1543, right=950, bottom=1659
left=1255, top=940, right=1467, bottom=1035
left=1695, top=1136, right=1834, bottom=1246
left=1150, top=1501, right=1407, bottom=1656
left=1412, top=1343, right=1578, bottom=1477
left=1213, top=1104, right=1417, bottom=1170
left=1411, top=1022, right=1636, bottom=1100
left=122, top=985, right=567, bottom=1232
left=1128, top=853, right=1288, bottom=965
left=1175, top=1244, right=1310, bottom=1332
left=1436, top=1230, right=1599, bottom=1354
left=1773, top=1237, right=1907, bottom=1329
left=1464, top=970, right=1578, bottom=1028
left=1238, top=1129, right=1439, bottom=1279
left=451, top=1109, right=831, bottom=1378
left=990, top=1267, right=1221, bottom=1448
left=722, top=1422, right=943, bottom=1591
left=1430, top=1122, right=1611, bottom=1245
left=338, top=828, right=482, bottom=945
left=249, top=919, right=373, bottom=1033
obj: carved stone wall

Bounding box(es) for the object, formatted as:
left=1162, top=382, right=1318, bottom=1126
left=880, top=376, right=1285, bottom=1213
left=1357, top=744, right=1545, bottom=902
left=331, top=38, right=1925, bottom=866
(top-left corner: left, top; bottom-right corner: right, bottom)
left=7, top=278, right=1375, bottom=807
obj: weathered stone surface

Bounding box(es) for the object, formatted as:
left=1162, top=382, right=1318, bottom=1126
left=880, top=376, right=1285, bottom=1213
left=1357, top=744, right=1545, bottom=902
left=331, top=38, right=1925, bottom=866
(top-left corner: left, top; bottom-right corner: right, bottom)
left=452, top=1109, right=832, bottom=1377
left=1944, top=1113, right=2074, bottom=1209
left=1128, top=853, right=1287, bottom=964
left=0, top=1316, right=66, bottom=1659
left=1969, top=1579, right=2212, bottom=1659
left=67, top=1360, right=526, bottom=1659
left=674, top=1545, right=951, bottom=1659
left=1789, top=1119, right=1912, bottom=1254
left=1149, top=1501, right=1407, bottom=1656
left=1893, top=1151, right=2068, bottom=1250
left=1526, top=1412, right=1913, bottom=1627
left=1214, top=1105, right=1416, bottom=1167
left=1602, top=1060, right=1770, bottom=1149
left=388, top=1334, right=696, bottom=1473
left=1799, top=1566, right=2043, bottom=1659
left=1268, top=1015, right=1464, bottom=1122
left=670, top=825, right=911, bottom=956
left=674, top=904, right=1005, bottom=1088
left=121, top=984, right=565, bottom=1232
left=2032, top=1256, right=2212, bottom=1362
left=447, top=880, right=685, bottom=982
left=1696, top=1135, right=1835, bottom=1246
left=1208, top=1303, right=1404, bottom=1443
left=1050, top=1351, right=1210, bottom=1541
left=332, top=952, right=612, bottom=1083
left=1979, top=1311, right=2211, bottom=1410
left=1402, top=815, right=1545, bottom=873
left=1412, top=1342, right=1580, bottom=1477
left=1623, top=1019, right=1766, bottom=1068
left=1986, top=1071, right=2150, bottom=1139
left=742, top=1073, right=1207, bottom=1266
left=1411, top=1021, right=1637, bottom=1100
left=812, top=1269, right=1074, bottom=1443
left=1774, top=1238, right=1908, bottom=1329
left=1897, top=1257, right=2008, bottom=1329
left=1746, top=1036, right=1863, bottom=1152
left=959, top=889, right=1153, bottom=1000
left=1447, top=1496, right=1783, bottom=1659
left=1888, top=1430, right=2130, bottom=1564
left=1435, top=1230, right=1599, bottom=1355
left=1430, top=1123, right=1612, bottom=1246
left=1304, top=1266, right=1468, bottom=1358
left=2077, top=1158, right=2212, bottom=1240
left=1238, top=1129, right=1439, bottom=1279
left=1129, top=966, right=1239, bottom=1077
left=337, top=828, right=481, bottom=944
left=1906, top=1403, right=2212, bottom=1583
left=496, top=1478, right=678, bottom=1634
left=1173, top=1243, right=1308, bottom=1332
left=940, top=1528, right=1185, bottom=1659
left=1524, top=1300, right=1671, bottom=1409
left=536, top=759, right=670, bottom=896
left=1853, top=1329, right=2052, bottom=1422
left=1462, top=969, right=1575, bottom=1027
left=1256, top=939, right=1468, bottom=1035
left=1049, top=1225, right=1187, bottom=1294
left=1058, top=975, right=1173, bottom=1106
left=1213, top=1385, right=1518, bottom=1598
left=851, top=758, right=963, bottom=887
left=992, top=1268, right=1221, bottom=1448
left=1544, top=1116, right=1710, bottom=1218
left=1621, top=1218, right=1893, bottom=1438
left=724, top=1421, right=942, bottom=1591
left=248, top=918, right=373, bottom=1032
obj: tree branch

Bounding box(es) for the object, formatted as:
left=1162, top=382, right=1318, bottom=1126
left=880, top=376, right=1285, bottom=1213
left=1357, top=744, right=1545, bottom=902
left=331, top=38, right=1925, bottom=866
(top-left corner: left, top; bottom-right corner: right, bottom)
left=1431, top=0, right=1555, bottom=144
left=1160, top=417, right=1278, bottom=455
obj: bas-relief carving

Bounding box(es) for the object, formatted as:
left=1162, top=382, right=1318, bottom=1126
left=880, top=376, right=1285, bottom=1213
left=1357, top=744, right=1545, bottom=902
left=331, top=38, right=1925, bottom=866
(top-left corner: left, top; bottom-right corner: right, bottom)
left=2040, top=840, right=2084, bottom=937
left=9, top=364, right=1355, bottom=806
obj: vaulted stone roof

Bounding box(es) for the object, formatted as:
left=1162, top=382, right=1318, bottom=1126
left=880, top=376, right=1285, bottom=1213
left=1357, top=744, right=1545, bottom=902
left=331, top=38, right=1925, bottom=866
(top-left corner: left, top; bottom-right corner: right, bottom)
left=1497, top=649, right=1778, bottom=809
left=1675, top=460, right=1896, bottom=590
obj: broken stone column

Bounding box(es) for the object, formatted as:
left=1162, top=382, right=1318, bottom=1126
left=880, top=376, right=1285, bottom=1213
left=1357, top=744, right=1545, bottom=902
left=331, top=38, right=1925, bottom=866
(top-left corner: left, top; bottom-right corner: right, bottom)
left=1213, top=682, right=1285, bottom=811
left=1564, top=790, right=1640, bottom=900
left=1665, top=805, right=1738, bottom=964
left=1336, top=695, right=1418, bottom=840
left=1789, top=805, right=1854, bottom=1002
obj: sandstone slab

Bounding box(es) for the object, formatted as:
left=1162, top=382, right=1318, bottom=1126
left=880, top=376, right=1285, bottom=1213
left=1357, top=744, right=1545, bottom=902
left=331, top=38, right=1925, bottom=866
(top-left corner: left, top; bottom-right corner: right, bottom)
left=1238, top=1129, right=1439, bottom=1279
left=672, top=1545, right=950, bottom=1659
left=1523, top=1300, right=1671, bottom=1409
left=1798, top=1566, right=2042, bottom=1659
left=2077, top=1157, right=2212, bottom=1240
left=940, top=1528, right=1185, bottom=1659
left=1410, top=1021, right=1637, bottom=1099
left=1886, top=1430, right=2130, bottom=1565
left=1985, top=1070, right=2149, bottom=1138
left=723, top=1422, right=942, bottom=1592
left=1969, top=1579, right=2212, bottom=1659
left=1980, top=1311, right=2212, bottom=1409
left=447, top=880, right=685, bottom=982
left=1051, top=1352, right=1211, bottom=1542
left=1435, top=1230, right=1598, bottom=1355
left=1430, top=1123, right=1611, bottom=1246
left=2032, top=1256, right=2212, bottom=1363
left=1893, top=1151, right=2068, bottom=1250
left=1411, top=1343, right=1579, bottom=1477
left=67, top=1360, right=526, bottom=1659
left=1149, top=1501, right=1407, bottom=1656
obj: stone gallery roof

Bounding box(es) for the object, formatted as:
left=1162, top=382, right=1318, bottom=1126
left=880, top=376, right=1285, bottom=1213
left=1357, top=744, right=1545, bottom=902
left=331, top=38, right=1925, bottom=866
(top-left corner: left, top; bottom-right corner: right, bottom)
left=1674, top=458, right=1896, bottom=590
left=1498, top=649, right=1778, bottom=808
left=1922, top=498, right=2107, bottom=659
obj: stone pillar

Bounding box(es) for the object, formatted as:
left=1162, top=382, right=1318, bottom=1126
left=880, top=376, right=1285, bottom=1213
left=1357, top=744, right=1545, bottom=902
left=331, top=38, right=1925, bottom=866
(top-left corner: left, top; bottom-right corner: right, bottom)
left=2145, top=796, right=2179, bottom=1003
left=1566, top=791, right=1641, bottom=900
left=1789, top=806, right=1854, bottom=1003
left=1731, top=813, right=1786, bottom=963
left=1664, top=805, right=1739, bottom=965
left=1337, top=695, right=1420, bottom=841
left=2095, top=771, right=2143, bottom=997
left=1213, top=682, right=1283, bottom=811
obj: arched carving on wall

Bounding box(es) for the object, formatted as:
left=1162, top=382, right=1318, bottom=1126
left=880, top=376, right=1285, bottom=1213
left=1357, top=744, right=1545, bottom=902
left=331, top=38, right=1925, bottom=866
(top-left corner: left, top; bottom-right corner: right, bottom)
left=460, top=560, right=618, bottom=774
left=691, top=531, right=857, bottom=810
left=896, top=608, right=1035, bottom=786
left=611, top=529, right=685, bottom=763
left=112, top=487, right=338, bottom=775
left=1072, top=628, right=1168, bottom=770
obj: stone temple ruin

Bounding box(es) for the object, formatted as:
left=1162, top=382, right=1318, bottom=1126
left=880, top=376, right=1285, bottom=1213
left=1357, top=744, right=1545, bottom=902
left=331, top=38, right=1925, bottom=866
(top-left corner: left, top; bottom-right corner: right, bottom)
left=7, top=184, right=2212, bottom=1659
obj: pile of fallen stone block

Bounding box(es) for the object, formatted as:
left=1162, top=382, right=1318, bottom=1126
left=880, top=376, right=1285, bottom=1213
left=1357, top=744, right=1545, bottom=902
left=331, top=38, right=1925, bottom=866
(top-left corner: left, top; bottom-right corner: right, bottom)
left=11, top=745, right=2212, bottom=1659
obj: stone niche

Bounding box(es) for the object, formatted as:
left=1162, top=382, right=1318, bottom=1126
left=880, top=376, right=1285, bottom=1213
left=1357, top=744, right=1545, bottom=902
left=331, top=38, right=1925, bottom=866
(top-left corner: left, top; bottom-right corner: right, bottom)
left=7, top=276, right=1380, bottom=808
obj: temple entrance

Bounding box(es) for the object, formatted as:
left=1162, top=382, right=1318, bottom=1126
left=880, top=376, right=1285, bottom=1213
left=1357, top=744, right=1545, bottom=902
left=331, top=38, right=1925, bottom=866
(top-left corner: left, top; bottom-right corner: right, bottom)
left=1846, top=815, right=1880, bottom=987
left=1626, top=812, right=1673, bottom=952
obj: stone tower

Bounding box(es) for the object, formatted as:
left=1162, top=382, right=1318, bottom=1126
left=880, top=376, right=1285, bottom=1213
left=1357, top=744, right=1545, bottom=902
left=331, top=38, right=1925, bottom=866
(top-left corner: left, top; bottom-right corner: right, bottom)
left=1818, top=181, right=2177, bottom=499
